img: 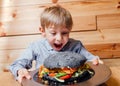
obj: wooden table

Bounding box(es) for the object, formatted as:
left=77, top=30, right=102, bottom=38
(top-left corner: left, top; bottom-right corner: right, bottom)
left=0, top=70, right=117, bottom=86
left=0, top=58, right=120, bottom=86
left=0, top=72, right=113, bottom=86
left=0, top=72, right=20, bottom=86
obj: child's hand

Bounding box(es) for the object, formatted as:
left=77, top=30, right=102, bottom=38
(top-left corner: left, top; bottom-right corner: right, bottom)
left=17, top=68, right=31, bottom=83
left=92, top=56, right=104, bottom=65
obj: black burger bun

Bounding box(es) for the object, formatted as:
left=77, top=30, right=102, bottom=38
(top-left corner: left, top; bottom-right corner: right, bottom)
left=44, top=51, right=87, bottom=69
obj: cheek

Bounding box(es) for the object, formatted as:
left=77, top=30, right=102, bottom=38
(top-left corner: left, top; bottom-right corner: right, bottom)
left=46, top=35, right=55, bottom=43
left=63, top=35, right=69, bottom=43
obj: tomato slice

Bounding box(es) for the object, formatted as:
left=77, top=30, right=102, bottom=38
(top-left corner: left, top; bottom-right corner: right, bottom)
left=60, top=74, right=71, bottom=80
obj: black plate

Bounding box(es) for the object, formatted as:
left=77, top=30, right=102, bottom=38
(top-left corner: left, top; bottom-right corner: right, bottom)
left=22, top=62, right=111, bottom=86
left=33, top=68, right=94, bottom=86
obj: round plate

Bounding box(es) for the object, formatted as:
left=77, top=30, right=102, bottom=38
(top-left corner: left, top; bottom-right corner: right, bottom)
left=21, top=63, right=111, bottom=86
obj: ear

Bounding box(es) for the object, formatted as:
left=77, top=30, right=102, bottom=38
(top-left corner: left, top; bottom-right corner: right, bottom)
left=39, top=27, right=46, bottom=37
left=39, top=27, right=44, bottom=32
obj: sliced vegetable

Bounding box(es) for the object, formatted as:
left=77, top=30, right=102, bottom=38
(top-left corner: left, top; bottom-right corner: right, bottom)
left=60, top=74, right=71, bottom=80
left=56, top=72, right=67, bottom=78
left=84, top=64, right=90, bottom=69
left=73, top=72, right=79, bottom=77
left=54, top=77, right=65, bottom=82
left=62, top=67, right=76, bottom=74
left=49, top=73, right=56, bottom=77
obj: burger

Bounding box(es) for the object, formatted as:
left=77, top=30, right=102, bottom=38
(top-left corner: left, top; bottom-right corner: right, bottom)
left=38, top=52, right=95, bottom=85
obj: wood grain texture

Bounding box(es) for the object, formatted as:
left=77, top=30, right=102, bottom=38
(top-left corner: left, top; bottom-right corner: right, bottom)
left=0, top=0, right=82, bottom=7
left=0, top=49, right=24, bottom=72
left=0, top=0, right=120, bottom=72
left=0, top=29, right=119, bottom=50
left=0, top=72, right=20, bottom=86
left=0, top=7, right=96, bottom=35
left=97, top=13, right=120, bottom=29
left=0, top=58, right=120, bottom=86
left=86, top=43, right=120, bottom=58
left=0, top=34, right=42, bottom=50
left=1, top=0, right=120, bottom=36
left=103, top=58, right=120, bottom=86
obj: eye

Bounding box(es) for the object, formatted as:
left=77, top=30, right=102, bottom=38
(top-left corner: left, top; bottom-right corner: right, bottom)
left=62, top=32, right=69, bottom=35
left=51, top=32, right=56, bottom=35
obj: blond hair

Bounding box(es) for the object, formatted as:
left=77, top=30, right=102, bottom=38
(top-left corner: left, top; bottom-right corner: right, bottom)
left=40, top=6, right=73, bottom=30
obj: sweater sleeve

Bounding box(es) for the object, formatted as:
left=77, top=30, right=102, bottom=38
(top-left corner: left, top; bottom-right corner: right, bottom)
left=9, top=43, right=35, bottom=80
left=79, top=42, right=98, bottom=61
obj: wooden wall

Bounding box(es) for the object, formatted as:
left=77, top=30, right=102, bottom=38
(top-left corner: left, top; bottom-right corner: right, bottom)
left=0, top=0, right=120, bottom=72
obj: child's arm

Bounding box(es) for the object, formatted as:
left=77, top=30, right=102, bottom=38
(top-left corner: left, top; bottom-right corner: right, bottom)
left=91, top=56, right=104, bottom=65
left=79, top=43, right=103, bottom=65
left=9, top=43, right=35, bottom=82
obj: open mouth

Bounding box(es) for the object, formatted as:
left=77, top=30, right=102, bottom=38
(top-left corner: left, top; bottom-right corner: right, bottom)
left=54, top=43, right=63, bottom=49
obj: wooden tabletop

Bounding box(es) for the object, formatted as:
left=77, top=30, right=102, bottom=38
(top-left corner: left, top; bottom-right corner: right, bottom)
left=0, top=72, right=20, bottom=86
left=0, top=70, right=117, bottom=86
left=0, top=59, right=120, bottom=86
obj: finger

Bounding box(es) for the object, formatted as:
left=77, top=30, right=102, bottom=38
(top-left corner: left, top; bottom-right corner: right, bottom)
left=21, top=69, right=31, bottom=80
left=17, top=74, right=24, bottom=83
left=17, top=69, right=31, bottom=83
left=92, top=58, right=99, bottom=65
left=17, top=69, right=25, bottom=83
left=99, top=59, right=104, bottom=64
left=17, top=72, right=31, bottom=83
left=24, top=72, right=31, bottom=80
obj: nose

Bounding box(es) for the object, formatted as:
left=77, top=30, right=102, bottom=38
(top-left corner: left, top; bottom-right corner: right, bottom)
left=56, top=34, right=62, bottom=42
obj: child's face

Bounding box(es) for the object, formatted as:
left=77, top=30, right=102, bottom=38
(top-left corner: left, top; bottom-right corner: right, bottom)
left=43, top=25, right=71, bottom=51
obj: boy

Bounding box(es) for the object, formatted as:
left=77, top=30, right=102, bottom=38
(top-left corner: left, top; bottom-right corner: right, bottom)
left=9, top=5, right=103, bottom=83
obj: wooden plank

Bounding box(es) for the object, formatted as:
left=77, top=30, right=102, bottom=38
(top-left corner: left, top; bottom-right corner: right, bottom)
left=0, top=49, right=24, bottom=72
left=0, top=72, right=20, bottom=85
left=0, top=0, right=82, bottom=7
left=72, top=16, right=96, bottom=31
left=0, top=5, right=96, bottom=36
left=106, top=66, right=120, bottom=86
left=102, top=58, right=120, bottom=85
left=61, top=1, right=120, bottom=16
left=0, top=49, right=37, bottom=72
left=0, top=0, right=120, bottom=21
left=85, top=43, right=120, bottom=58
left=0, top=0, right=119, bottom=7
left=1, top=1, right=120, bottom=17
left=91, top=50, right=120, bottom=58
left=0, top=7, right=96, bottom=35
left=0, top=19, right=40, bottom=35
left=0, top=29, right=120, bottom=50
left=99, top=29, right=120, bottom=43
left=0, top=31, right=102, bottom=50
left=103, top=58, right=120, bottom=67
left=0, top=16, right=96, bottom=35
left=70, top=31, right=104, bottom=45
left=0, top=34, right=42, bottom=50
left=0, top=49, right=23, bottom=63
left=97, top=13, right=120, bottom=29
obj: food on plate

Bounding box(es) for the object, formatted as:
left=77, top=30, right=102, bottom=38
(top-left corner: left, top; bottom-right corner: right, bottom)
left=38, top=52, right=95, bottom=85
